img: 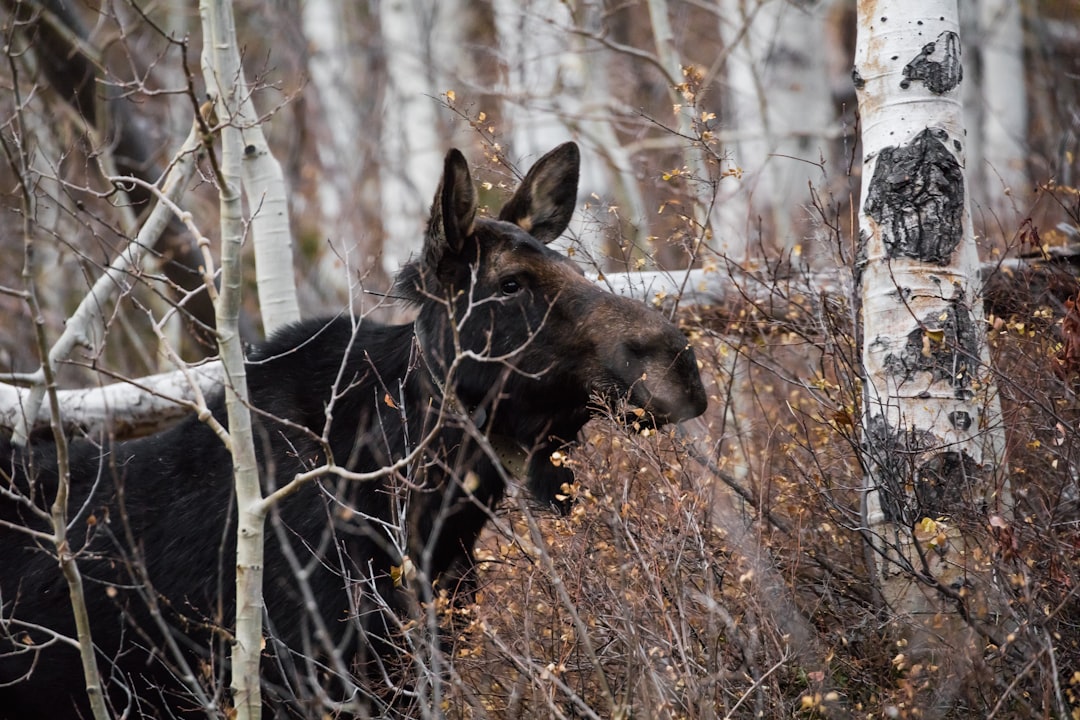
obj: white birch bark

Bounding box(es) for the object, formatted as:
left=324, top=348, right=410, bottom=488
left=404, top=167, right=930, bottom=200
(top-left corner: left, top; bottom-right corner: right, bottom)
left=493, top=0, right=621, bottom=257
left=492, top=0, right=573, bottom=164
left=979, top=0, right=1028, bottom=220
left=200, top=1, right=265, bottom=716
left=0, top=363, right=224, bottom=438
left=644, top=0, right=722, bottom=252
left=717, top=0, right=834, bottom=262
left=201, top=0, right=300, bottom=332
left=300, top=0, right=357, bottom=224
left=854, top=0, right=1006, bottom=705
left=378, top=0, right=448, bottom=275
left=300, top=0, right=363, bottom=298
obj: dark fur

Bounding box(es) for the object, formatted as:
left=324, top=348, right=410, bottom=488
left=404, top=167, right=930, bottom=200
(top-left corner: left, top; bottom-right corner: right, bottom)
left=0, top=143, right=707, bottom=718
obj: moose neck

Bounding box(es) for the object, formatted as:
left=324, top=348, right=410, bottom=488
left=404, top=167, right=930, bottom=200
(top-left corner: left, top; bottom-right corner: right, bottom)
left=407, top=314, right=531, bottom=481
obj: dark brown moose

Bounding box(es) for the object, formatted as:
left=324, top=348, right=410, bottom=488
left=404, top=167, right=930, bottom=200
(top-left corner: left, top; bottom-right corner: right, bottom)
left=0, top=142, right=707, bottom=718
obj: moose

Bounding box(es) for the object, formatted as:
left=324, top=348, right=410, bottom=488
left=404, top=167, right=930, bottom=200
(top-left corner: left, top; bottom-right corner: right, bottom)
left=0, top=142, right=707, bottom=718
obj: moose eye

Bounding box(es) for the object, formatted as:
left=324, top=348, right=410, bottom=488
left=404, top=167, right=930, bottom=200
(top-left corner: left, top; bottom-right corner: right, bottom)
left=500, top=277, right=522, bottom=295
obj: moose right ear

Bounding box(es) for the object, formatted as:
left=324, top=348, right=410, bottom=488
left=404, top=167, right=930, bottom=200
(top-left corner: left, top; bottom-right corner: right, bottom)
left=424, top=149, right=478, bottom=271
left=498, top=142, right=579, bottom=244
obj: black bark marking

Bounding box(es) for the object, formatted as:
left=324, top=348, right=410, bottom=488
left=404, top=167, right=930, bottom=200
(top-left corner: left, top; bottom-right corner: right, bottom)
left=948, top=410, right=972, bottom=431
left=882, top=286, right=979, bottom=400
left=852, top=67, right=865, bottom=90
left=865, top=417, right=980, bottom=523
left=865, top=128, right=964, bottom=266
left=915, top=450, right=980, bottom=517
left=865, top=416, right=937, bottom=524
left=901, top=31, right=962, bottom=94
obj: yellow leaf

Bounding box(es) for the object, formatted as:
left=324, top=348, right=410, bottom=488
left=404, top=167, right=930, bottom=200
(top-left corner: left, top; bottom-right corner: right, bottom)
left=463, top=471, right=480, bottom=494
left=383, top=393, right=397, bottom=409
left=925, top=328, right=945, bottom=343
left=391, top=557, right=416, bottom=588
left=445, top=90, right=456, bottom=102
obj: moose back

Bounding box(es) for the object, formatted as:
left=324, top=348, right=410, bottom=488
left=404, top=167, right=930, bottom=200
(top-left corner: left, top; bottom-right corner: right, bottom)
left=0, top=142, right=707, bottom=718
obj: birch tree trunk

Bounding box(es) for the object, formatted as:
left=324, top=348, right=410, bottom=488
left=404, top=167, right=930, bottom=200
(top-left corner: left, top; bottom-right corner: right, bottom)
left=8, top=123, right=204, bottom=445
left=854, top=1, right=1007, bottom=711
left=494, top=0, right=624, bottom=258
left=201, top=0, right=300, bottom=333
left=717, top=0, right=834, bottom=261
left=492, top=0, right=574, bottom=164
left=300, top=0, right=363, bottom=298
left=378, top=0, right=449, bottom=276
left=200, top=1, right=265, bottom=717
left=979, top=0, right=1028, bottom=225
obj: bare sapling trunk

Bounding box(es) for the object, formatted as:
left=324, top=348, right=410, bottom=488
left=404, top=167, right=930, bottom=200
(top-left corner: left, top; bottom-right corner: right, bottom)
left=854, top=0, right=1008, bottom=712
left=200, top=0, right=299, bottom=333
left=200, top=1, right=266, bottom=716
left=4, top=124, right=112, bottom=720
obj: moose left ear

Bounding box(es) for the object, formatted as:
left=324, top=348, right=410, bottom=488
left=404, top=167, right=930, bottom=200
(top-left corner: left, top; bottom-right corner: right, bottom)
left=425, top=148, right=478, bottom=270
left=498, top=142, right=580, bottom=244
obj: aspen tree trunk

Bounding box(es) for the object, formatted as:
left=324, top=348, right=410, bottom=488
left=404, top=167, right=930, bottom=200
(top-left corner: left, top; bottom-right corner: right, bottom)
left=717, top=0, right=833, bottom=260
left=200, top=1, right=265, bottom=717
left=378, top=0, right=447, bottom=276
left=645, top=0, right=722, bottom=247
left=979, top=0, right=1028, bottom=223
left=301, top=0, right=363, bottom=298
left=9, top=123, right=204, bottom=445
left=854, top=1, right=1007, bottom=711
left=491, top=0, right=574, bottom=163
left=492, top=1, right=621, bottom=256
left=201, top=0, right=300, bottom=333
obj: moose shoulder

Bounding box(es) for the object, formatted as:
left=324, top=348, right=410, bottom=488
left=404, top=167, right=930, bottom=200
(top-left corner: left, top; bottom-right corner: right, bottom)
left=0, top=142, right=707, bottom=718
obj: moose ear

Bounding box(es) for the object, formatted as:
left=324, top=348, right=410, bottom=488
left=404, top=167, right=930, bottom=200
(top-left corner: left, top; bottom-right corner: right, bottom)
left=498, top=142, right=579, bottom=244
left=425, top=148, right=478, bottom=268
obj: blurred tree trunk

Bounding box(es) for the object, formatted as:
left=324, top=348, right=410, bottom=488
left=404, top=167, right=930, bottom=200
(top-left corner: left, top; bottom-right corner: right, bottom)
left=492, top=1, right=628, bottom=259
left=300, top=0, right=364, bottom=298
left=301, top=0, right=358, bottom=226
left=492, top=0, right=574, bottom=163
left=717, top=0, right=834, bottom=262
left=377, top=0, right=449, bottom=276
left=563, top=3, right=651, bottom=260
left=854, top=0, right=1008, bottom=713
left=979, top=0, right=1029, bottom=228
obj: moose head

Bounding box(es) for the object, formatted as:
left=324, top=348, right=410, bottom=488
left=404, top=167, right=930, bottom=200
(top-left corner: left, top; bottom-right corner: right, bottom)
left=395, top=142, right=708, bottom=502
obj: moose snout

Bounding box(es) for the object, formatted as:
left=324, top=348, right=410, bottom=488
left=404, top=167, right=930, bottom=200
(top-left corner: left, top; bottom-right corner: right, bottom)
left=610, top=328, right=708, bottom=425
